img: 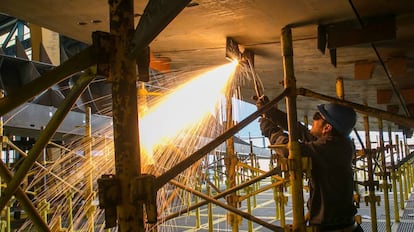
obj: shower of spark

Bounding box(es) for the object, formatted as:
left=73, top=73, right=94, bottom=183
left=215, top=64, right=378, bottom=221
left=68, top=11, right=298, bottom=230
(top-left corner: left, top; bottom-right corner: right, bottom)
left=10, top=59, right=264, bottom=232
left=139, top=61, right=238, bottom=165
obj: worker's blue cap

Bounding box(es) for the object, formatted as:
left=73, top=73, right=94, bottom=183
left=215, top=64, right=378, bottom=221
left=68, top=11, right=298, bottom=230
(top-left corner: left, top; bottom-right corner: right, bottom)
left=317, top=103, right=356, bottom=136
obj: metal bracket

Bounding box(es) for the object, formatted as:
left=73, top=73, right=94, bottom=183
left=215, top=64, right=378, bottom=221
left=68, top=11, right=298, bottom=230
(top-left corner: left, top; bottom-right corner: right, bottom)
left=97, top=174, right=121, bottom=229
left=92, top=31, right=114, bottom=77
left=364, top=195, right=381, bottom=206
left=225, top=37, right=241, bottom=62
left=362, top=180, right=380, bottom=191
left=136, top=46, right=150, bottom=82
left=301, top=157, right=312, bottom=179
left=317, top=15, right=396, bottom=68
left=353, top=193, right=360, bottom=208
left=226, top=37, right=255, bottom=66
left=131, top=174, right=157, bottom=223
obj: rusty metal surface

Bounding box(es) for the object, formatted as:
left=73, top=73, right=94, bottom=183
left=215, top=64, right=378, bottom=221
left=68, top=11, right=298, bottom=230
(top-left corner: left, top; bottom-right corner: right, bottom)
left=109, top=0, right=144, bottom=231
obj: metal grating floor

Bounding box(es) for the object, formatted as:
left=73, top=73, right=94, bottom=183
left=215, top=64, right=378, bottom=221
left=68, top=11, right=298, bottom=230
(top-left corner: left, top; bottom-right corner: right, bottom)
left=397, top=222, right=414, bottom=232
left=405, top=200, right=414, bottom=209
left=360, top=222, right=388, bottom=232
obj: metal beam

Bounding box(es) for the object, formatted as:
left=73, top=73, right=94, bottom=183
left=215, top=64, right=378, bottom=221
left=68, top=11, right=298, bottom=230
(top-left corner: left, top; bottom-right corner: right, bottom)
left=128, top=0, right=191, bottom=58
left=0, top=46, right=96, bottom=116
left=324, top=15, right=396, bottom=49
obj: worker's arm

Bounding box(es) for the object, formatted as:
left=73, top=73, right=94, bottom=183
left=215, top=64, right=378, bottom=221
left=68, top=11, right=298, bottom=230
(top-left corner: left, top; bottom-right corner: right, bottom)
left=256, top=95, right=314, bottom=142
left=258, top=117, right=289, bottom=157
left=255, top=95, right=288, bottom=130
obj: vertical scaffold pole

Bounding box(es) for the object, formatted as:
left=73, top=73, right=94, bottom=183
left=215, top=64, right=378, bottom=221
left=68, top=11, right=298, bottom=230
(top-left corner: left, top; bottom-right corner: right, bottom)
left=67, top=191, right=74, bottom=231
left=388, top=127, right=400, bottom=222
left=225, top=93, right=240, bottom=231
left=249, top=148, right=258, bottom=208
left=364, top=114, right=378, bottom=232
left=378, top=120, right=391, bottom=232
left=0, top=90, right=9, bottom=232
left=335, top=77, right=344, bottom=100
left=281, top=26, right=305, bottom=232
left=85, top=107, right=95, bottom=232
left=109, top=0, right=143, bottom=231
left=396, top=134, right=405, bottom=210
left=336, top=77, right=361, bottom=209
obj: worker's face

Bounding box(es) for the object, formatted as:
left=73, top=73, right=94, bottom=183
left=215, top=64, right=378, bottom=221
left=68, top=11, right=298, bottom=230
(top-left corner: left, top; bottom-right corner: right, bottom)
left=310, top=112, right=332, bottom=137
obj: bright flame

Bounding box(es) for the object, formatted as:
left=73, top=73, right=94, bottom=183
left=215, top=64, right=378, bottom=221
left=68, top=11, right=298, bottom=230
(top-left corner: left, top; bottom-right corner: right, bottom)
left=139, top=61, right=238, bottom=164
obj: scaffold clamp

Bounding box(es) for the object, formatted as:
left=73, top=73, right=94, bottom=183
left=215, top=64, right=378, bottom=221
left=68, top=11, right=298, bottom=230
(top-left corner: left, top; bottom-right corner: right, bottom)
left=131, top=174, right=157, bottom=224
left=97, top=174, right=120, bottom=229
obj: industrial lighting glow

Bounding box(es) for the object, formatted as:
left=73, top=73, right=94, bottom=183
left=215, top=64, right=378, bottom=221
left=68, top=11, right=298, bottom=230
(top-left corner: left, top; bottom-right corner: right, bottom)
left=139, top=62, right=238, bottom=164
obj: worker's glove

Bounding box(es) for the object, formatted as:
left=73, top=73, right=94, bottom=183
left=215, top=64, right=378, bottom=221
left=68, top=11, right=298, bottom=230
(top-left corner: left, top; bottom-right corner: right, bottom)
left=255, top=95, right=269, bottom=109
left=259, top=117, right=280, bottom=138
left=255, top=95, right=281, bottom=125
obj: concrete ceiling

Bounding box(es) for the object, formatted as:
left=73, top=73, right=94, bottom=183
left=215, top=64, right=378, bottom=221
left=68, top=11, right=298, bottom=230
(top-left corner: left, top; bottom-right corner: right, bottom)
left=1, top=0, right=414, bottom=133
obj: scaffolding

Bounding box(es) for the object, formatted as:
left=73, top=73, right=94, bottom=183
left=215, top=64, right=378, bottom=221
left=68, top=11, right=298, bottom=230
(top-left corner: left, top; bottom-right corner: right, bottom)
left=0, top=0, right=414, bottom=232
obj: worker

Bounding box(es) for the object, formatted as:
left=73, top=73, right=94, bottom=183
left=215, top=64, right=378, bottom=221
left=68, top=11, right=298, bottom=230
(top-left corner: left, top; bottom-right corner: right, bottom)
left=256, top=96, right=363, bottom=232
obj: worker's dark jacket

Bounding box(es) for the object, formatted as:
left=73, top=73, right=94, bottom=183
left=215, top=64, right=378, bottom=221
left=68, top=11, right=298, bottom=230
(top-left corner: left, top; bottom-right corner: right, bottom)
left=264, top=108, right=357, bottom=228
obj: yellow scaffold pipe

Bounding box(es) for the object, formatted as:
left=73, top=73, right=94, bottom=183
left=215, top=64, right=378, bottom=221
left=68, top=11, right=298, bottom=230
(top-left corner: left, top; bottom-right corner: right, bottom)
left=297, top=88, right=414, bottom=128
left=84, top=107, right=95, bottom=232
left=364, top=114, right=378, bottom=232
left=281, top=26, right=305, bottom=232
left=388, top=126, right=400, bottom=222
left=225, top=91, right=241, bottom=231
left=378, top=119, right=391, bottom=232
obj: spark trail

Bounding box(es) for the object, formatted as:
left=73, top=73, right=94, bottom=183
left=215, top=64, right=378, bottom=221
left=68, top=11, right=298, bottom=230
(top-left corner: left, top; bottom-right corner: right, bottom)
left=139, top=61, right=238, bottom=166
left=12, top=61, right=247, bottom=231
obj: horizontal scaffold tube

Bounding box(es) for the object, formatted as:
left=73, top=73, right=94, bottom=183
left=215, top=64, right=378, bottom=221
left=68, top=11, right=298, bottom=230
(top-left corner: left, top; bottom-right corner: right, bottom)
left=297, top=88, right=414, bottom=128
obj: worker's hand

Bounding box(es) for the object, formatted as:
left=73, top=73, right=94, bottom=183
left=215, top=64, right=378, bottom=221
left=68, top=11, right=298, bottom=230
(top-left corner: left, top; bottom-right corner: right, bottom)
left=259, top=117, right=279, bottom=138
left=254, top=95, right=269, bottom=109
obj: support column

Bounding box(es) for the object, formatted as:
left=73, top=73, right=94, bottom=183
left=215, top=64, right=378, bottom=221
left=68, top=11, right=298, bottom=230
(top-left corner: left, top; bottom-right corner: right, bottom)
left=225, top=93, right=240, bottom=231
left=378, top=120, right=391, bottom=232
left=85, top=107, right=95, bottom=232
left=396, top=134, right=405, bottom=210
left=281, top=26, right=305, bottom=232
left=109, top=0, right=143, bottom=231
left=364, top=114, right=378, bottom=232
left=388, top=127, right=400, bottom=222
